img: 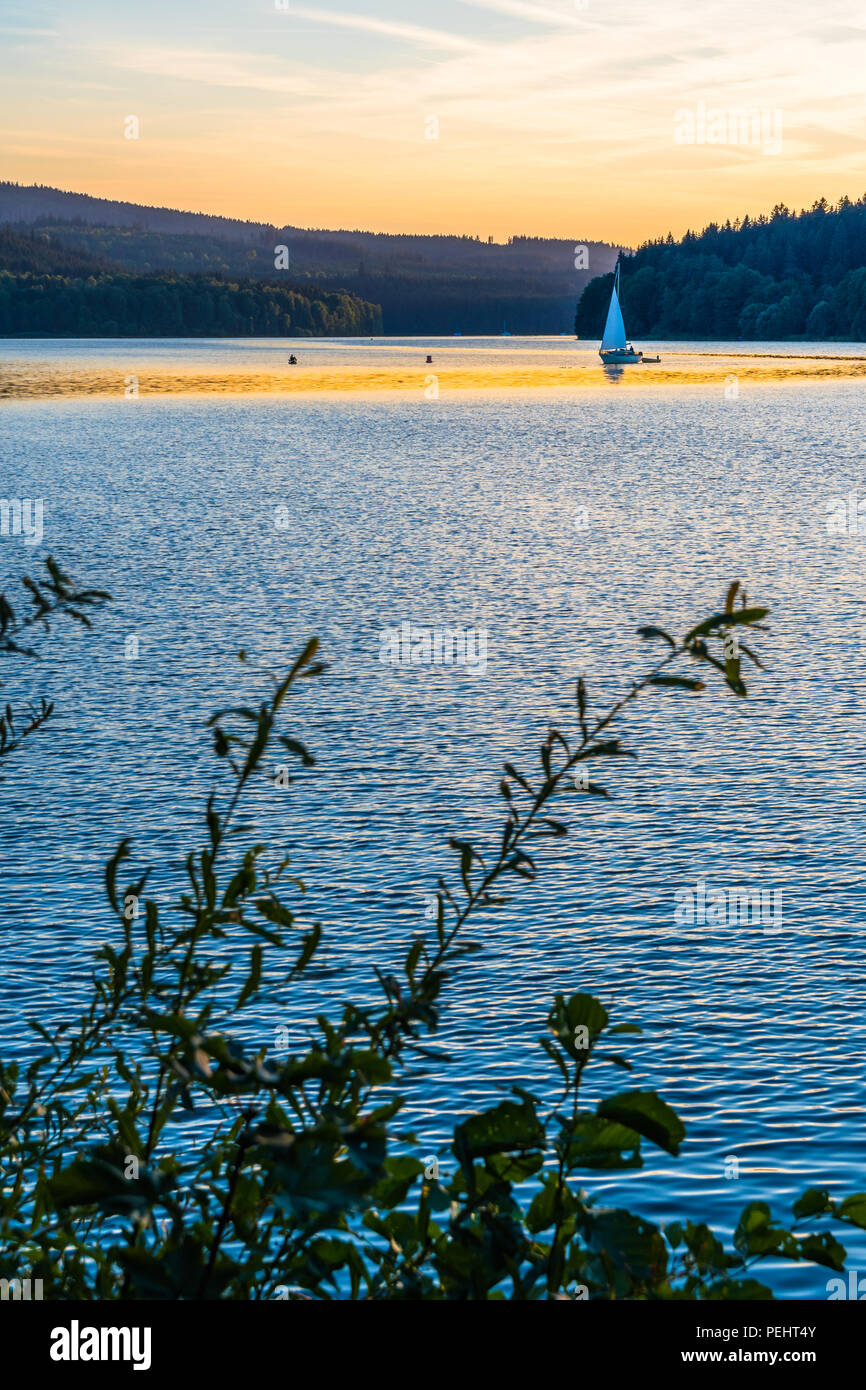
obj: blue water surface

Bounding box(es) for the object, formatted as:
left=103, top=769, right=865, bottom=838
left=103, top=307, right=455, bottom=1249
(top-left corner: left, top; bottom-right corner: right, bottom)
left=1, top=339, right=865, bottom=1297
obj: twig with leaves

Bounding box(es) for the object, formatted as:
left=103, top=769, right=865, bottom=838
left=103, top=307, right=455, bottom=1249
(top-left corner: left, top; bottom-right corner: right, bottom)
left=6, top=581, right=865, bottom=1302
left=0, top=555, right=110, bottom=762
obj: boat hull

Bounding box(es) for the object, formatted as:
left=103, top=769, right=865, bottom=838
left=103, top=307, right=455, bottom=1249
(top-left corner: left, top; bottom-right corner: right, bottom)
left=600, top=349, right=644, bottom=365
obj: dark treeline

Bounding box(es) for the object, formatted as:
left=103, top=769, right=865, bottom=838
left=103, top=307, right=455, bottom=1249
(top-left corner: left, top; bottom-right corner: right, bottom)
left=0, top=225, right=380, bottom=337
left=5, top=220, right=607, bottom=335
left=0, top=184, right=617, bottom=334
left=576, top=195, right=866, bottom=341
left=0, top=268, right=381, bottom=338
left=4, top=222, right=607, bottom=335
left=9, top=219, right=606, bottom=334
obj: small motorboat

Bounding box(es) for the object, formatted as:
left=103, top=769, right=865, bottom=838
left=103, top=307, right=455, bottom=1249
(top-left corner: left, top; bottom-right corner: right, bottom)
left=288, top=354, right=298, bottom=364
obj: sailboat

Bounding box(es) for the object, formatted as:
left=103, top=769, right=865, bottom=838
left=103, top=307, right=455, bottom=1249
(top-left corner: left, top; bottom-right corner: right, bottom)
left=599, top=262, right=659, bottom=364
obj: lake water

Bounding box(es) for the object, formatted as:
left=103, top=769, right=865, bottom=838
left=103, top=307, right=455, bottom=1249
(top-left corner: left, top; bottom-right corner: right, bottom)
left=2, top=336, right=865, bottom=1297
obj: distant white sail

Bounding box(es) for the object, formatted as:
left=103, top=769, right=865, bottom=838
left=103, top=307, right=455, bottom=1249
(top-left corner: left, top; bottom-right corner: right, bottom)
left=601, top=271, right=627, bottom=352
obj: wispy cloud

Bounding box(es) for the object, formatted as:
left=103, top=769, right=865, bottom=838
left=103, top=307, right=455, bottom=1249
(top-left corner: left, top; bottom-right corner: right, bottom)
left=453, top=0, right=589, bottom=24
left=0, top=25, right=58, bottom=37
left=287, top=5, right=485, bottom=54
left=454, top=0, right=596, bottom=26
left=99, top=46, right=335, bottom=100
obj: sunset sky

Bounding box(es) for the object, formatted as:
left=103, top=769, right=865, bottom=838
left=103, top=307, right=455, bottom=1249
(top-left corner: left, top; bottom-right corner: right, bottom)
left=2, top=0, right=865, bottom=244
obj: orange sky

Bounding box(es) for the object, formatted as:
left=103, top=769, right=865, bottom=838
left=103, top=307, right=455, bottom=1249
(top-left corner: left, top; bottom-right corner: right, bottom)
left=2, top=0, right=865, bottom=243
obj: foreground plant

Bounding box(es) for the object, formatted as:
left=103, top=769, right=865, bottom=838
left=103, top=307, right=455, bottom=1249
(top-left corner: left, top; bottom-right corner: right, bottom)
left=1, top=582, right=862, bottom=1299
left=0, top=555, right=109, bottom=764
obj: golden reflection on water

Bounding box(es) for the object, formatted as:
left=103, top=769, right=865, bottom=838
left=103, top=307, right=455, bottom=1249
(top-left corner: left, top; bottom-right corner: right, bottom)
left=3, top=353, right=866, bottom=400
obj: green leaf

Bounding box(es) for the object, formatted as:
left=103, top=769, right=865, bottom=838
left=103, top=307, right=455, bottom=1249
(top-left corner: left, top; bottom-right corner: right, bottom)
left=725, top=607, right=769, bottom=626
left=280, top=736, right=316, bottom=767
left=105, top=839, right=132, bottom=915
left=485, top=1150, right=544, bottom=1184
left=49, top=1152, right=175, bottom=1217
left=453, top=1099, right=544, bottom=1174
left=637, top=626, right=676, bottom=648
left=798, top=1232, right=846, bottom=1272
left=582, top=1207, right=668, bottom=1284
left=547, top=993, right=609, bottom=1060
left=540, top=1036, right=570, bottom=1084
left=372, top=1156, right=424, bottom=1209
left=685, top=607, right=768, bottom=641
left=273, top=638, right=320, bottom=712
left=792, top=1187, right=831, bottom=1219
left=112, top=1248, right=175, bottom=1298
left=541, top=818, right=569, bottom=837
left=288, top=923, right=321, bottom=979
left=834, top=1193, right=866, bottom=1229
left=682, top=1220, right=730, bottom=1272
left=237, top=944, right=263, bottom=1008
left=28, top=1017, right=60, bottom=1053
left=405, top=938, right=424, bottom=981
left=576, top=677, right=589, bottom=739
left=733, top=1202, right=794, bottom=1258
left=526, top=1174, right=575, bottom=1233
left=647, top=675, right=705, bottom=692
left=597, top=1090, right=685, bottom=1157
left=596, top=1052, right=633, bottom=1070
left=255, top=896, right=294, bottom=929
left=562, top=1114, right=642, bottom=1170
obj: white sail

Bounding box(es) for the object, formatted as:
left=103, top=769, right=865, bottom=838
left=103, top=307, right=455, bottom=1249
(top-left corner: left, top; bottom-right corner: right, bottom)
left=600, top=272, right=627, bottom=352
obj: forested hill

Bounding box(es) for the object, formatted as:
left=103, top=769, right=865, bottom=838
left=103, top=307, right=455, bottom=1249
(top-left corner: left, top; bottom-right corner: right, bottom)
left=575, top=195, right=866, bottom=341
left=0, top=225, right=113, bottom=276
left=0, top=182, right=617, bottom=335
left=0, top=227, right=381, bottom=337
left=0, top=182, right=273, bottom=242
